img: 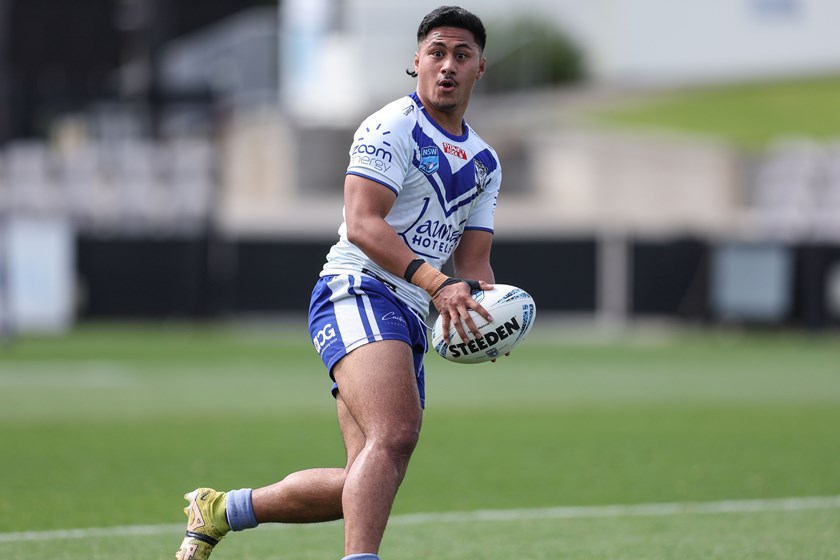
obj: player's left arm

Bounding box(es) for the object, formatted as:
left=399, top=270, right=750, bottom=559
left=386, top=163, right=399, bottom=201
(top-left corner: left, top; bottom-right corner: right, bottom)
left=455, top=149, right=499, bottom=284
left=453, top=229, right=495, bottom=284
left=436, top=159, right=500, bottom=343
left=452, top=229, right=510, bottom=361
left=430, top=229, right=496, bottom=345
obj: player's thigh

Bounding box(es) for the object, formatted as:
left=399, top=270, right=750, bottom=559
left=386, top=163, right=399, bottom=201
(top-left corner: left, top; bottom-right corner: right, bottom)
left=333, top=339, right=422, bottom=440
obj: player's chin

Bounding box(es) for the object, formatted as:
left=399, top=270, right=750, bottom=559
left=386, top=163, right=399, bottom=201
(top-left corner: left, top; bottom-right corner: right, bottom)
left=430, top=94, right=458, bottom=111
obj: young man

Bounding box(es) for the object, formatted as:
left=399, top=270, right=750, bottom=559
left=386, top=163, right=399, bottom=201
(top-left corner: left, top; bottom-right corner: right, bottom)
left=176, top=6, right=501, bottom=560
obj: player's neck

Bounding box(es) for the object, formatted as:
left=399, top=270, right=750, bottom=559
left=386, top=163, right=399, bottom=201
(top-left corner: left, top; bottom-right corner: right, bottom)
left=428, top=109, right=465, bottom=136
left=418, top=97, right=467, bottom=136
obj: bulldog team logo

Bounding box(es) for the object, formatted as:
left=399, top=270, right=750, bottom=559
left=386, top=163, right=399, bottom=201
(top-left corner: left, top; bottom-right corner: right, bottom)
left=419, top=146, right=440, bottom=175
left=474, top=159, right=490, bottom=194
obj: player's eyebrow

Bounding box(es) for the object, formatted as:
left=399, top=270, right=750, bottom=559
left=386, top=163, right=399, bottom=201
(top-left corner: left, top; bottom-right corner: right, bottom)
left=424, top=39, right=478, bottom=52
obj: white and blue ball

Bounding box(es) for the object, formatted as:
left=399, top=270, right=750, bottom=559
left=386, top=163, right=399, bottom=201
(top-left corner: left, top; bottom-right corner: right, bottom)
left=432, top=284, right=536, bottom=364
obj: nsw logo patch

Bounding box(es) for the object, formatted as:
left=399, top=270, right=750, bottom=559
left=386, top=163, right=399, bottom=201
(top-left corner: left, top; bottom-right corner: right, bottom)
left=419, top=146, right=440, bottom=175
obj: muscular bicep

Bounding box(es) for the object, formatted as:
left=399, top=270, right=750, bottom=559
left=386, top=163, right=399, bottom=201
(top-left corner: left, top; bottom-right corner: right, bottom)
left=344, top=174, right=397, bottom=224
left=453, top=229, right=494, bottom=283
left=343, top=174, right=419, bottom=276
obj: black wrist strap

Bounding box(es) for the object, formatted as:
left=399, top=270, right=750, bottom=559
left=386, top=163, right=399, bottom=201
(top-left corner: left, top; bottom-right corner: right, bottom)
left=403, top=258, right=426, bottom=282
left=462, top=279, right=482, bottom=291
left=433, top=277, right=481, bottom=296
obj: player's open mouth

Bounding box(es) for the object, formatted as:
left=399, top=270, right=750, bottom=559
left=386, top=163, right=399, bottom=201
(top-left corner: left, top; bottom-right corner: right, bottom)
left=438, top=79, right=456, bottom=91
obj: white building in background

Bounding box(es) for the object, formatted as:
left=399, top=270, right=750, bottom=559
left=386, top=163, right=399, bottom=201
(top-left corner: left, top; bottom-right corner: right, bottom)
left=280, top=0, right=840, bottom=124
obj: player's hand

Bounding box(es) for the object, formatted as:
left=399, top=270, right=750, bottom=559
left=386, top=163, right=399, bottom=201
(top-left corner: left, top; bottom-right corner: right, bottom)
left=432, top=280, right=494, bottom=344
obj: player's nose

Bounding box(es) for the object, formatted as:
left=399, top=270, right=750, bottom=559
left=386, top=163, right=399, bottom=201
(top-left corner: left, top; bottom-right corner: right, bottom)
left=440, top=54, right=457, bottom=73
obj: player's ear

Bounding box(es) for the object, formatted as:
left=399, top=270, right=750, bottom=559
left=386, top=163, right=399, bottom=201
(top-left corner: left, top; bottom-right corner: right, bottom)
left=477, top=57, right=487, bottom=80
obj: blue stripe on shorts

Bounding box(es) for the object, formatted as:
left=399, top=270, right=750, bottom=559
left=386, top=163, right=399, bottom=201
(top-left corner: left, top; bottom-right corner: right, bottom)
left=308, top=273, right=429, bottom=407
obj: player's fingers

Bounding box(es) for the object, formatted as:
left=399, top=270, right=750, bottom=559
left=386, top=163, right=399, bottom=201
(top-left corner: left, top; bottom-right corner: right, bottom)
left=453, top=310, right=472, bottom=343
left=440, top=312, right=453, bottom=344
left=461, top=307, right=484, bottom=340
left=472, top=302, right=493, bottom=324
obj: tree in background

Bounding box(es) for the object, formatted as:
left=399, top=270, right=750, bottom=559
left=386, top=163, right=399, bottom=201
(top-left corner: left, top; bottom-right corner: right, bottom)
left=480, top=17, right=585, bottom=94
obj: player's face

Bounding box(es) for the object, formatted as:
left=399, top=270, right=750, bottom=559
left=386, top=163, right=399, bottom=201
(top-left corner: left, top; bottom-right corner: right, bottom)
left=413, top=27, right=486, bottom=126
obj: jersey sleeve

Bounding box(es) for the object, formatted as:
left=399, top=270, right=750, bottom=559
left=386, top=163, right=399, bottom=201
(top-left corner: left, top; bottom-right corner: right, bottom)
left=346, top=102, right=414, bottom=196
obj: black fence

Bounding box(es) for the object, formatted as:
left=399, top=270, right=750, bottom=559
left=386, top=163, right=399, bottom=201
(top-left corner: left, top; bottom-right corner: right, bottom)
left=75, top=236, right=840, bottom=329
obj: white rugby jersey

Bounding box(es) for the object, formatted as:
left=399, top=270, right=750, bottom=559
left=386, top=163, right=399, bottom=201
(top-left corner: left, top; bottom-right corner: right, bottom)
left=321, top=92, right=502, bottom=319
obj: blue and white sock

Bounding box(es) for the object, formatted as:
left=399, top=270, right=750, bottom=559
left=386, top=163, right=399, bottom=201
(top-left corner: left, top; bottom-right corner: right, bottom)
left=341, top=555, right=380, bottom=560
left=225, top=488, right=259, bottom=531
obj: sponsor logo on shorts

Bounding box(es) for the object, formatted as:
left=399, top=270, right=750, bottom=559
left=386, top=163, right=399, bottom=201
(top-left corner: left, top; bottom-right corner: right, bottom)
left=313, top=323, right=336, bottom=354
left=382, top=311, right=407, bottom=325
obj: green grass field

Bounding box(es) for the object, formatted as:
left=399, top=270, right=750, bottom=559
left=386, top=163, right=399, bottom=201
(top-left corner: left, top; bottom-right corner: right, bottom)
left=588, top=75, right=840, bottom=150
left=1, top=321, right=839, bottom=559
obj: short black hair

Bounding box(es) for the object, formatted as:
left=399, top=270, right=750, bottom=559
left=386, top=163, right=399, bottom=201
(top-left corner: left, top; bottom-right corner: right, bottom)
left=416, top=6, right=486, bottom=51
left=407, top=6, right=486, bottom=77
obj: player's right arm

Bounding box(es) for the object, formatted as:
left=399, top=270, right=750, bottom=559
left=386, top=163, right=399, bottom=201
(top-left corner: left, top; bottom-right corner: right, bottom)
left=343, top=173, right=418, bottom=278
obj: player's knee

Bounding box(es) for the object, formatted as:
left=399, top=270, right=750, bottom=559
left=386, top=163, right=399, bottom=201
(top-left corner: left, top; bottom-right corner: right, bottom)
left=377, top=421, right=421, bottom=462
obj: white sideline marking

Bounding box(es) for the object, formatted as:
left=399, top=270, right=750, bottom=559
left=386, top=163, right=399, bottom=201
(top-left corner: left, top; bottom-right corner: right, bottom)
left=2, top=495, right=839, bottom=544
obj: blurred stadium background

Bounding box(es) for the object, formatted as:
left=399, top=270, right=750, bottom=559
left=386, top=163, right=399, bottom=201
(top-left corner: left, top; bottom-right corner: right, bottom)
left=2, top=3, right=840, bottom=559
left=1, top=0, right=840, bottom=334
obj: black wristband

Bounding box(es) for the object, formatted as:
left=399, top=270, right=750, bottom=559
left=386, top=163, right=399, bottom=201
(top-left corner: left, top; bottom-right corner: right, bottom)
left=463, top=279, right=482, bottom=291
left=433, top=277, right=482, bottom=296
left=403, top=258, right=426, bottom=282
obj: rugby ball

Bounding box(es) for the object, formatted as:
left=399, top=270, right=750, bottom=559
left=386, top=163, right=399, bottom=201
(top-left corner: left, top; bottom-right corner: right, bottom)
left=431, top=284, right=536, bottom=364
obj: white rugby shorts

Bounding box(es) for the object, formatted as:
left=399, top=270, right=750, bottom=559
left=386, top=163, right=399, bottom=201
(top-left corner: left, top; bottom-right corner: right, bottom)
left=308, top=273, right=429, bottom=406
